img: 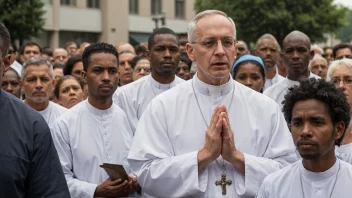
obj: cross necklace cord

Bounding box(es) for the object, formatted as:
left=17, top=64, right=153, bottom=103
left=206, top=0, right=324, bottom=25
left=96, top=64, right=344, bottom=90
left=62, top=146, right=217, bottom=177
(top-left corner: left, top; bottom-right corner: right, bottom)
left=300, top=161, right=340, bottom=198
left=191, top=79, right=235, bottom=195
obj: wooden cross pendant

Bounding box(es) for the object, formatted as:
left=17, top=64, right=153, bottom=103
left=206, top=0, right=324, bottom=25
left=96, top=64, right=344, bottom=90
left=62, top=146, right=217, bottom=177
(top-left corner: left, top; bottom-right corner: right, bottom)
left=215, top=173, right=232, bottom=195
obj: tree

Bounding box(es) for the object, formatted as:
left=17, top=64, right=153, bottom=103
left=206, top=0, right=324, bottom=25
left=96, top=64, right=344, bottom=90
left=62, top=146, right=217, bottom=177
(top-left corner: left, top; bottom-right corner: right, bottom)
left=194, top=0, right=349, bottom=46
left=338, top=9, right=352, bottom=42
left=0, top=0, right=45, bottom=45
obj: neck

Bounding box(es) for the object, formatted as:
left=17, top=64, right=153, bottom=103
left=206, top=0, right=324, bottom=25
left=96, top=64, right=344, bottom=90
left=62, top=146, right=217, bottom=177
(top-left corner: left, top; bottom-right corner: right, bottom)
left=342, top=124, right=352, bottom=145
left=197, top=73, right=230, bottom=86
left=287, top=70, right=309, bottom=81
left=266, top=66, right=276, bottom=79
left=151, top=72, right=175, bottom=84
left=25, top=99, right=49, bottom=111
left=302, top=149, right=336, bottom=172
left=88, top=95, right=113, bottom=110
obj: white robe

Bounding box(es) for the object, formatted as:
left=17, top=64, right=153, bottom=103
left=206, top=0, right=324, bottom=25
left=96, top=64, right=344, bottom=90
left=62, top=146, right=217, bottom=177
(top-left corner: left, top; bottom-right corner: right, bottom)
left=336, top=143, right=352, bottom=165
left=51, top=100, right=133, bottom=198
left=38, top=101, right=67, bottom=128
left=257, top=159, right=352, bottom=198
left=113, top=75, right=184, bottom=134
left=263, top=72, right=320, bottom=110
left=263, top=67, right=285, bottom=91
left=127, top=74, right=297, bottom=197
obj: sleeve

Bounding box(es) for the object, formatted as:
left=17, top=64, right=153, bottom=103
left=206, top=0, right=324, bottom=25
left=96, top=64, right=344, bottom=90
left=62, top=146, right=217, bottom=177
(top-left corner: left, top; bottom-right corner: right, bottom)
left=26, top=119, right=70, bottom=198
left=234, top=103, right=298, bottom=196
left=113, top=89, right=138, bottom=134
left=127, top=99, right=208, bottom=197
left=51, top=120, right=98, bottom=198
left=256, top=176, right=270, bottom=198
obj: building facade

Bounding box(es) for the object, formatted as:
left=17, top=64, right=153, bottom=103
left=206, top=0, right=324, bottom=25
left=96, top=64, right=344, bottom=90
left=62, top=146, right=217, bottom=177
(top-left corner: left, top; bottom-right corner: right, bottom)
left=37, top=0, right=195, bottom=48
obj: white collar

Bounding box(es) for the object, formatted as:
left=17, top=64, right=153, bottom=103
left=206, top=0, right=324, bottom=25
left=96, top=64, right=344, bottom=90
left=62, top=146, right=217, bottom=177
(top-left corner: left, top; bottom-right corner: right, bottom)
left=300, top=158, right=340, bottom=181
left=193, top=73, right=234, bottom=97
left=85, top=99, right=114, bottom=116
left=148, top=75, right=179, bottom=90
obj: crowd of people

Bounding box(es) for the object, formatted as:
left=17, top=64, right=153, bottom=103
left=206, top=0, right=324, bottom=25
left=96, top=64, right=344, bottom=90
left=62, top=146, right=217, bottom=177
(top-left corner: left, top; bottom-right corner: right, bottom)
left=1, top=9, right=352, bottom=198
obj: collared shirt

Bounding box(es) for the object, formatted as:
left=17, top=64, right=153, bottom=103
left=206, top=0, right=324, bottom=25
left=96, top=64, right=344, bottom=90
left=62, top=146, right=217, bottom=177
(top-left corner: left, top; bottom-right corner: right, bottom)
left=51, top=99, right=133, bottom=198
left=263, top=67, right=285, bottom=91
left=113, top=74, right=185, bottom=134
left=38, top=101, right=67, bottom=128
left=0, top=90, right=70, bottom=198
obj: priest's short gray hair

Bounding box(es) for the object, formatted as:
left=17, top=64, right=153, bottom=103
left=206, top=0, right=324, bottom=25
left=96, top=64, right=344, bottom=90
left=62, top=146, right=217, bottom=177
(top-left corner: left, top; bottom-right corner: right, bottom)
left=22, top=57, right=54, bottom=80
left=187, top=10, right=236, bottom=43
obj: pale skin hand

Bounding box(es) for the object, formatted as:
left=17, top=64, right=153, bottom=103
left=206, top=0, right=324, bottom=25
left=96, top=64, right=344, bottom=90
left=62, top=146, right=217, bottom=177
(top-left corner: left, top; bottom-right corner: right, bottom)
left=198, top=106, right=224, bottom=173
left=197, top=105, right=245, bottom=175
left=94, top=178, right=132, bottom=198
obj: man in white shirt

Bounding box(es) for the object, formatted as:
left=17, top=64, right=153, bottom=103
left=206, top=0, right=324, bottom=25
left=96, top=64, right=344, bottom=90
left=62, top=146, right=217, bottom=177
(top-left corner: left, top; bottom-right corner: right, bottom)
left=264, top=31, right=320, bottom=110
left=51, top=42, right=139, bottom=198
left=257, top=78, right=352, bottom=198
left=113, top=27, right=184, bottom=134
left=254, top=34, right=284, bottom=91
left=127, top=10, right=297, bottom=197
left=22, top=57, right=67, bottom=127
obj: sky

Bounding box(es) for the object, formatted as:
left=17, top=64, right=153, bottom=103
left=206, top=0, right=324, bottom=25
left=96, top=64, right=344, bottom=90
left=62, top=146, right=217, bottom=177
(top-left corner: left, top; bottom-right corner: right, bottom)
left=334, top=0, right=352, bottom=8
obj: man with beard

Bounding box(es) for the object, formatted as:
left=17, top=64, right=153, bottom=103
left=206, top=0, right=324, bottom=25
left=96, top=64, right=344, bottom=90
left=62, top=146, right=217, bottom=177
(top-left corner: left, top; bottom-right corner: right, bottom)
left=51, top=43, right=139, bottom=197
left=22, top=57, right=67, bottom=127
left=114, top=27, right=184, bottom=134
left=118, top=50, right=135, bottom=86
left=258, top=78, right=352, bottom=198
left=264, top=31, right=320, bottom=110
left=254, top=34, right=284, bottom=91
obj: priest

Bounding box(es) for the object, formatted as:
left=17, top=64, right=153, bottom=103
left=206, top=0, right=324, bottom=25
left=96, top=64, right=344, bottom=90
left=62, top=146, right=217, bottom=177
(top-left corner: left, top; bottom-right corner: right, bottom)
left=113, top=27, right=184, bottom=134
left=128, top=10, right=297, bottom=197
left=257, top=78, right=352, bottom=198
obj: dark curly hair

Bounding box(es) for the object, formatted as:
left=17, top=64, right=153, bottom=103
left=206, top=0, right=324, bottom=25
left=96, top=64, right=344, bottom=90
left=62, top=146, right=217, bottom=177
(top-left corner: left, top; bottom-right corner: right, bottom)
left=82, top=42, right=118, bottom=71
left=283, top=78, right=350, bottom=146
left=64, top=55, right=82, bottom=76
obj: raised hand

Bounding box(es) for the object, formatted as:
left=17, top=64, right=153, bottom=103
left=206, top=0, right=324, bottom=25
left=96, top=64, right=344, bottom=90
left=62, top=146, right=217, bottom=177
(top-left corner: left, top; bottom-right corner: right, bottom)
left=94, top=178, right=133, bottom=197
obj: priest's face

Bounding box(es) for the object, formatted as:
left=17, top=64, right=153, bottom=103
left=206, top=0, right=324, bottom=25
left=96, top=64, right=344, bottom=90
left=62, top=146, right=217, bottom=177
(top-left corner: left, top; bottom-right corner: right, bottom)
left=83, top=52, right=118, bottom=100
left=22, top=64, right=54, bottom=103
left=290, top=99, right=344, bottom=160
left=186, top=14, right=237, bottom=84
left=149, top=34, right=180, bottom=77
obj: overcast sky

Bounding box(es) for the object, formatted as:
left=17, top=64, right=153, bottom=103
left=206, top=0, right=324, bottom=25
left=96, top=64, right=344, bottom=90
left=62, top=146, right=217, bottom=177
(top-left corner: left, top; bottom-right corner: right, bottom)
left=334, top=0, right=352, bottom=8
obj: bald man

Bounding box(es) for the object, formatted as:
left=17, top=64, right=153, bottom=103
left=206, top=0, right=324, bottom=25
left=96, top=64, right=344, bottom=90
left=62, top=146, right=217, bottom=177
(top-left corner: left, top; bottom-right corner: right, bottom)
left=53, top=48, right=69, bottom=64
left=264, top=30, right=320, bottom=109
left=116, top=42, right=136, bottom=55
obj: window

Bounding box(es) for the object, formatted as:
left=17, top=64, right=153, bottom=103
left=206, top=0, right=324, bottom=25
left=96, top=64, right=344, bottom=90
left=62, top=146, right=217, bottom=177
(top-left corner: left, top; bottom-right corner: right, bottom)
left=129, top=0, right=138, bottom=14
left=60, top=0, right=76, bottom=6
left=151, top=0, right=162, bottom=15
left=175, top=0, right=185, bottom=19
left=87, top=0, right=100, bottom=8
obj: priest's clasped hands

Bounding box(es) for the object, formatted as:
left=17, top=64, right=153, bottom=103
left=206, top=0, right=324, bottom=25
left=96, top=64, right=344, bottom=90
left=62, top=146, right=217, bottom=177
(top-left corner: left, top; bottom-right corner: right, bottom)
left=198, top=105, right=245, bottom=174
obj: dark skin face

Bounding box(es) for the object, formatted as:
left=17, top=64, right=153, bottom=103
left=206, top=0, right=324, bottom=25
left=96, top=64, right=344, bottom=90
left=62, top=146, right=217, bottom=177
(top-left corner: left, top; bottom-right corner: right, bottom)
left=149, top=34, right=180, bottom=83
left=255, top=38, right=279, bottom=69
left=176, top=61, right=190, bottom=80
left=234, top=63, right=265, bottom=92
left=82, top=52, right=119, bottom=109
left=291, top=99, right=344, bottom=172
left=282, top=31, right=314, bottom=81
left=0, top=48, right=11, bottom=89
left=2, top=69, right=22, bottom=98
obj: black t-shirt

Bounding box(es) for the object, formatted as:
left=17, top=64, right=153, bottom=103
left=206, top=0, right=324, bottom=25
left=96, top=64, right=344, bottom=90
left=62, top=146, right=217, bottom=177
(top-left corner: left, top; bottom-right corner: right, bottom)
left=0, top=90, right=70, bottom=198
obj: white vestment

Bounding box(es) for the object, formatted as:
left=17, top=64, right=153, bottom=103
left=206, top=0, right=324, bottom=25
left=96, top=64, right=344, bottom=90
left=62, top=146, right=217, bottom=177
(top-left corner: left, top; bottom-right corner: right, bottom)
left=336, top=143, right=352, bottom=165
left=51, top=100, right=133, bottom=198
left=264, top=72, right=320, bottom=110
left=257, top=159, right=352, bottom=198
left=128, top=74, right=297, bottom=197
left=263, top=67, right=285, bottom=91
left=113, top=75, right=184, bottom=134
left=38, top=101, right=67, bottom=127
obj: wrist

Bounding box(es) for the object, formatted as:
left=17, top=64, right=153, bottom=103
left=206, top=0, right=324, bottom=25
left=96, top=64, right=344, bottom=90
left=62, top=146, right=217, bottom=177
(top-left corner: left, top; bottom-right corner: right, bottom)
left=230, top=150, right=245, bottom=174
left=198, top=149, right=214, bottom=172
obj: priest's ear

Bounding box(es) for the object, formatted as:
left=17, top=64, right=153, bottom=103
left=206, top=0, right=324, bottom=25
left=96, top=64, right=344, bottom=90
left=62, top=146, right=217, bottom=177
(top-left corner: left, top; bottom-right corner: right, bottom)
left=186, top=43, right=196, bottom=62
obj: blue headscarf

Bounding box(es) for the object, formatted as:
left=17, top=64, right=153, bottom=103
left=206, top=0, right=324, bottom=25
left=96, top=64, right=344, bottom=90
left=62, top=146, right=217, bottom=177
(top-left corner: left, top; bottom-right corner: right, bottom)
left=231, top=55, right=265, bottom=77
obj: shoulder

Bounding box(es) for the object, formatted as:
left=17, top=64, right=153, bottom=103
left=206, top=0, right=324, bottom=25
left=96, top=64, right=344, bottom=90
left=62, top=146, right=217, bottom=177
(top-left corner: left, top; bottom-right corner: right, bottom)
left=339, top=160, right=352, bottom=174
left=52, top=100, right=85, bottom=125
left=114, top=76, right=149, bottom=98
left=50, top=101, right=67, bottom=113
left=263, top=160, right=300, bottom=185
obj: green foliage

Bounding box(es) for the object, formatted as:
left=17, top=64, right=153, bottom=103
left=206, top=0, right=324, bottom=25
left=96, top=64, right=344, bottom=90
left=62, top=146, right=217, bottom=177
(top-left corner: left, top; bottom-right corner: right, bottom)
left=195, top=0, right=349, bottom=47
left=338, top=9, right=352, bottom=42
left=0, top=0, right=45, bottom=44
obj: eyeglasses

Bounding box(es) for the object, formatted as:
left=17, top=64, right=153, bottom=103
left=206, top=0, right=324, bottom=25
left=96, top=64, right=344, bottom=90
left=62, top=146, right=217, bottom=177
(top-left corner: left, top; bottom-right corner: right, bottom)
left=331, top=78, right=352, bottom=86
left=134, top=67, right=151, bottom=73
left=192, top=39, right=236, bottom=50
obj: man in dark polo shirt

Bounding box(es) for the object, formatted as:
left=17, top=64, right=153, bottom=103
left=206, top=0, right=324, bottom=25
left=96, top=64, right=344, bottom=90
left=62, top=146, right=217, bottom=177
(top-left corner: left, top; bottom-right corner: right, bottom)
left=0, top=23, right=70, bottom=197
